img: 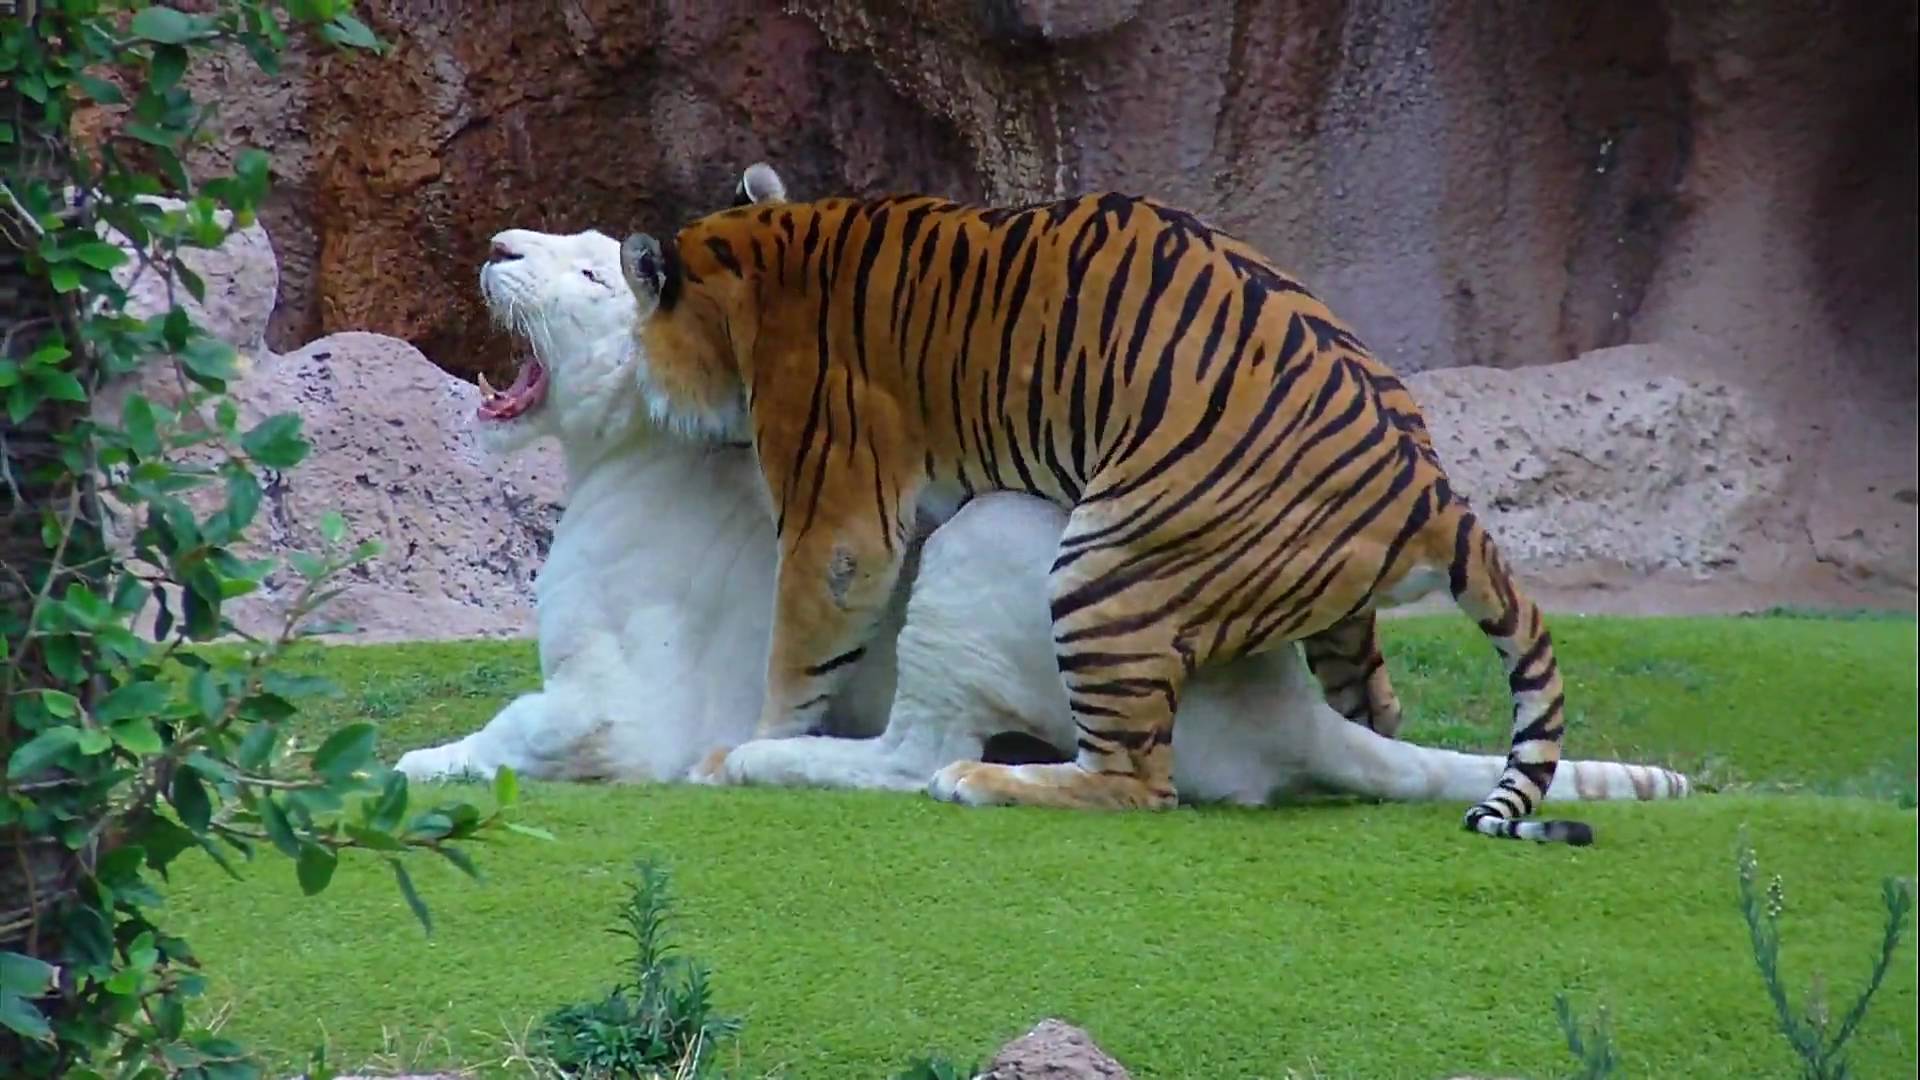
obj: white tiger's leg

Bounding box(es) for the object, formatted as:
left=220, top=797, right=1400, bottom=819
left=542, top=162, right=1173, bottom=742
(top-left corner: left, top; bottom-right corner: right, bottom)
left=396, top=658, right=615, bottom=783
left=718, top=494, right=1075, bottom=791
left=1298, top=709, right=1690, bottom=803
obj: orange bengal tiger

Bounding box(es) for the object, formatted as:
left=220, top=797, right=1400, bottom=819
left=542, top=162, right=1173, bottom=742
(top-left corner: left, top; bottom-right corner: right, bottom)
left=621, top=164, right=1592, bottom=845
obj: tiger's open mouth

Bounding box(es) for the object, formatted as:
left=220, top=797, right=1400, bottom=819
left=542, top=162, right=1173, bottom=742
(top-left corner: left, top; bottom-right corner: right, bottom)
left=476, top=350, right=548, bottom=423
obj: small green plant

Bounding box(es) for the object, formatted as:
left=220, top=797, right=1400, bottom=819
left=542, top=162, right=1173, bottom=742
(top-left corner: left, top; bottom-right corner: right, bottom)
left=533, top=860, right=741, bottom=1078
left=1551, top=833, right=1914, bottom=1080
left=1735, top=831, right=1913, bottom=1080
left=1553, top=993, right=1619, bottom=1080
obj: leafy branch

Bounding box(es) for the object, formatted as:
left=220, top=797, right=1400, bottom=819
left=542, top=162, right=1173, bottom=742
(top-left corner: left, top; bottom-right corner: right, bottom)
left=2, top=4, right=533, bottom=1078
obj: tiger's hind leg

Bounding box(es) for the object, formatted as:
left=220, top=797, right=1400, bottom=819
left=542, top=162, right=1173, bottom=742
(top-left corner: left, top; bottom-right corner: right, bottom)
left=1423, top=505, right=1593, bottom=845
left=928, top=527, right=1186, bottom=811
left=1301, top=612, right=1404, bottom=738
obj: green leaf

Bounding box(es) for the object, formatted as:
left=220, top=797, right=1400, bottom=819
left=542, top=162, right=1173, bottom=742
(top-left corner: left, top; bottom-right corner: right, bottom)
left=96, top=679, right=172, bottom=722
left=180, top=337, right=240, bottom=389
left=122, top=396, right=161, bottom=458
left=504, top=821, right=556, bottom=842
left=241, top=413, right=308, bottom=469
left=7, top=727, right=81, bottom=780
left=310, top=722, right=376, bottom=779
left=235, top=722, right=279, bottom=771
left=74, top=74, right=125, bottom=105
left=0, top=952, right=57, bottom=997
left=343, top=823, right=405, bottom=851
left=151, top=44, right=189, bottom=94
left=163, top=305, right=192, bottom=350
left=235, top=148, right=273, bottom=201
left=319, top=509, right=347, bottom=545
left=0, top=361, right=16, bottom=388
left=388, top=858, right=433, bottom=935
left=7, top=381, right=44, bottom=425
left=32, top=367, right=87, bottom=403
left=287, top=551, right=327, bottom=581
left=366, top=770, right=409, bottom=832
left=37, top=690, right=79, bottom=718
left=49, top=263, right=82, bottom=292
left=124, top=120, right=182, bottom=148
left=0, top=990, right=53, bottom=1043
left=24, top=340, right=69, bottom=367
left=129, top=6, right=211, bottom=44
left=225, top=469, right=262, bottom=533
left=493, top=764, right=519, bottom=808
left=110, top=717, right=165, bottom=756
left=321, top=13, right=385, bottom=52
left=0, top=122, right=14, bottom=145
left=189, top=668, right=226, bottom=721
left=76, top=728, right=113, bottom=756
left=176, top=260, right=207, bottom=304
left=259, top=797, right=300, bottom=858
left=434, top=844, right=482, bottom=882
left=296, top=842, right=338, bottom=896
left=73, top=240, right=129, bottom=271
left=168, top=769, right=212, bottom=832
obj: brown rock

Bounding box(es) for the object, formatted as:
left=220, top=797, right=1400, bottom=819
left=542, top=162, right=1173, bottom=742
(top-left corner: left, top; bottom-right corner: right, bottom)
left=979, top=1019, right=1131, bottom=1080
left=208, top=0, right=1908, bottom=390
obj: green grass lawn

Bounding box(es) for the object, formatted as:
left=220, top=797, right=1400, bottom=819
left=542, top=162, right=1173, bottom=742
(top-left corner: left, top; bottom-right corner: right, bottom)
left=164, top=613, right=1919, bottom=1078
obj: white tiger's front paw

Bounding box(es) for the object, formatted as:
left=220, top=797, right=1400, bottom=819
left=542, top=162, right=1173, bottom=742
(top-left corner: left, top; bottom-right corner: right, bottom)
left=396, top=743, right=490, bottom=783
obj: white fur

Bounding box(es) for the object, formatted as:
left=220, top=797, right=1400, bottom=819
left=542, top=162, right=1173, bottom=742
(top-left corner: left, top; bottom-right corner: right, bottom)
left=739, top=162, right=787, bottom=205
left=400, top=226, right=1689, bottom=811
left=395, top=229, right=898, bottom=783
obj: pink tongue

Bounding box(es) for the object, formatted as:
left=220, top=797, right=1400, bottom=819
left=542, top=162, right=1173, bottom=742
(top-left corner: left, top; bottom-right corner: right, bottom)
left=503, top=360, right=538, bottom=397
left=478, top=358, right=543, bottom=420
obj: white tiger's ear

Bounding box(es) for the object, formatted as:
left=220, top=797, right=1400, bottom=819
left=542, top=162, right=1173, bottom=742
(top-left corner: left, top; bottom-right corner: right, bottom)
left=620, top=232, right=679, bottom=317
left=734, top=162, right=788, bottom=207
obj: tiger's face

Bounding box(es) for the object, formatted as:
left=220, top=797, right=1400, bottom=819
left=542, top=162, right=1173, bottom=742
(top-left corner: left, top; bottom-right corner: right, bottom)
left=473, top=227, right=646, bottom=456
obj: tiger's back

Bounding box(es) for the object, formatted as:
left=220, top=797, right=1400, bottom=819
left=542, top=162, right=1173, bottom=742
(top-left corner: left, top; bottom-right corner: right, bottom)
left=626, top=176, right=1585, bottom=844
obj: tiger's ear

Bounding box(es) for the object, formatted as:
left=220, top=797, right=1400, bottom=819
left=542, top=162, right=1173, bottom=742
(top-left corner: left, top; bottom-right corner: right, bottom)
left=732, top=162, right=788, bottom=207
left=620, top=232, right=680, bottom=315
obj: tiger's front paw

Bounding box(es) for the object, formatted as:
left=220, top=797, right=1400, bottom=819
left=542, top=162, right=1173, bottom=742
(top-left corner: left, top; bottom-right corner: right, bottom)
left=928, top=760, right=1177, bottom=810
left=927, top=760, right=1008, bottom=806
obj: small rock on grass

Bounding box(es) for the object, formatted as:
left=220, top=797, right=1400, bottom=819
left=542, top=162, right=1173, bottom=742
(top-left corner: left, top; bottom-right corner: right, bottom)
left=978, top=1018, right=1132, bottom=1079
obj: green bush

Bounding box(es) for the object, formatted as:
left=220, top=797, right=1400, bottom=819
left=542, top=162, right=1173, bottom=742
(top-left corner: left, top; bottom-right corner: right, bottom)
left=532, top=861, right=741, bottom=1078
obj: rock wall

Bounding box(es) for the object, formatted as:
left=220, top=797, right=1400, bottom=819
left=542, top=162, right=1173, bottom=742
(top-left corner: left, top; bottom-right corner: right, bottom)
left=135, top=0, right=1916, bottom=608
left=194, top=1, right=1912, bottom=383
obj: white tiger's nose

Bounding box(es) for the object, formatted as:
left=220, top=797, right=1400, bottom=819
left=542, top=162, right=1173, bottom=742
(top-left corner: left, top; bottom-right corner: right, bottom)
left=488, top=238, right=523, bottom=263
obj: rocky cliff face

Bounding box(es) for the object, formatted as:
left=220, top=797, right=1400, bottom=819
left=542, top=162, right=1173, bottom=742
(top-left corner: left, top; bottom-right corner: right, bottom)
left=154, top=0, right=1914, bottom=601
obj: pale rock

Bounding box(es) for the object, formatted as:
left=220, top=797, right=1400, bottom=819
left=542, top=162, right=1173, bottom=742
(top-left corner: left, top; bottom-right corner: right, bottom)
left=977, top=1019, right=1131, bottom=1080
left=1409, top=343, right=1792, bottom=580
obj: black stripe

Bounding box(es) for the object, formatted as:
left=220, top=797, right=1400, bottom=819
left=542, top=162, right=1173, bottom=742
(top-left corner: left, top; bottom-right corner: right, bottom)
left=803, top=647, right=868, bottom=677
left=705, top=236, right=743, bottom=277
left=849, top=205, right=893, bottom=380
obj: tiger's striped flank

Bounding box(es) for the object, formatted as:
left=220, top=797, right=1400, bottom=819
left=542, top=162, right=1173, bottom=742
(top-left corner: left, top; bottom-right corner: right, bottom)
left=622, top=166, right=1594, bottom=845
